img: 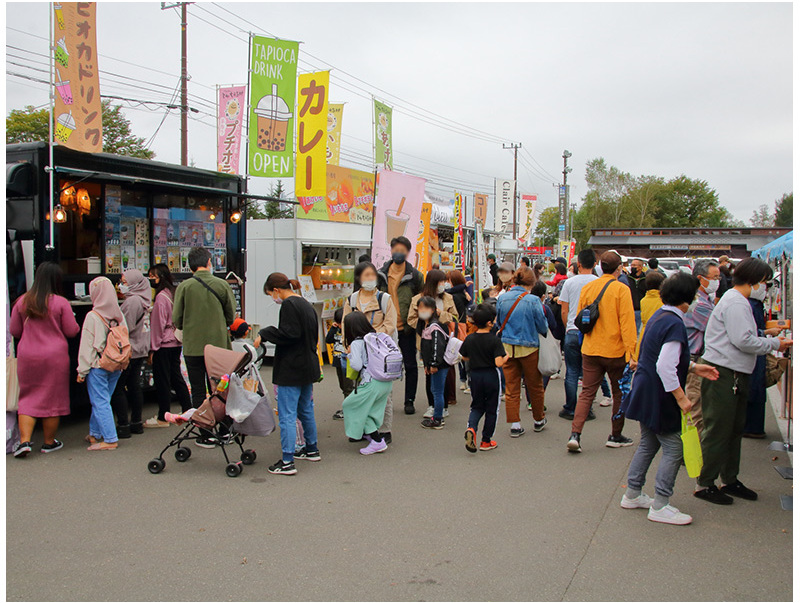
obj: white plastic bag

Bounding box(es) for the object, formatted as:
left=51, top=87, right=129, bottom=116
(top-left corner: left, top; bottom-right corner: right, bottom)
left=538, top=329, right=562, bottom=378
left=225, top=373, right=261, bottom=423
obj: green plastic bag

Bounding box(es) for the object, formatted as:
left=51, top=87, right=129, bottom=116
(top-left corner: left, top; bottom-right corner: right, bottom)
left=681, top=412, right=703, bottom=478
left=346, top=359, right=361, bottom=382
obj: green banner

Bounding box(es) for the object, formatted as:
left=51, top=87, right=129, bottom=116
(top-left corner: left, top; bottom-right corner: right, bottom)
left=248, top=36, right=299, bottom=178
left=374, top=99, right=393, bottom=171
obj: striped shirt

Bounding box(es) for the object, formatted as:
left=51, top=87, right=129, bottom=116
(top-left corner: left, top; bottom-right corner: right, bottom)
left=683, top=290, right=715, bottom=356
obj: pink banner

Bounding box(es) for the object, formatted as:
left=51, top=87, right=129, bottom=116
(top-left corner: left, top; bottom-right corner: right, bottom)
left=371, top=170, right=427, bottom=268
left=217, top=86, right=247, bottom=174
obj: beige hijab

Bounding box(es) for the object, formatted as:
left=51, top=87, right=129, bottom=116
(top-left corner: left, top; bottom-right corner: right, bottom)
left=89, top=276, right=124, bottom=324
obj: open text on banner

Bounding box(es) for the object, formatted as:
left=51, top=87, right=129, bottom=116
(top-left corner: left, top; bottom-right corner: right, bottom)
left=296, top=71, right=329, bottom=197
left=371, top=170, right=426, bottom=268
left=217, top=86, right=246, bottom=174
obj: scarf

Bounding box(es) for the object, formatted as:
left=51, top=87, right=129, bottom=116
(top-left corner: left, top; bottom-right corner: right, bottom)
left=89, top=276, right=124, bottom=324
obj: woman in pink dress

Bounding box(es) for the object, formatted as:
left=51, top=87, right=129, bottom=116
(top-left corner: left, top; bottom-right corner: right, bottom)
left=9, top=262, right=80, bottom=457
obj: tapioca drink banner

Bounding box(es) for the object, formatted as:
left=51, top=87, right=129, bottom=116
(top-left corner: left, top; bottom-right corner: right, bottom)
left=248, top=36, right=299, bottom=178
left=371, top=170, right=426, bottom=269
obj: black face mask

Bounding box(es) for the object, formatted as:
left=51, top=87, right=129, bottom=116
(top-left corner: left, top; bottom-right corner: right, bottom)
left=630, top=268, right=640, bottom=276
left=392, top=252, right=407, bottom=265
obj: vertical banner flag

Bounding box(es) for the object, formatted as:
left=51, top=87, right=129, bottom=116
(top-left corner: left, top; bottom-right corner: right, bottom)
left=416, top=202, right=432, bottom=275
left=475, top=220, right=492, bottom=301
left=494, top=179, right=514, bottom=234
left=518, top=194, right=537, bottom=245
left=217, top=86, right=246, bottom=174
left=453, top=192, right=464, bottom=268
left=371, top=170, right=426, bottom=268
left=296, top=71, right=329, bottom=197
left=52, top=2, right=103, bottom=152
left=474, top=193, right=488, bottom=226
left=374, top=99, right=393, bottom=170
left=326, top=103, right=344, bottom=165
left=248, top=36, right=299, bottom=177
left=558, top=240, right=575, bottom=264
left=558, top=185, right=569, bottom=232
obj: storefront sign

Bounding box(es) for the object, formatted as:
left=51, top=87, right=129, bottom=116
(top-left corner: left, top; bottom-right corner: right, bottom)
left=494, top=179, right=514, bottom=233
left=217, top=85, right=246, bottom=174
left=371, top=170, right=426, bottom=268
left=295, top=71, right=329, bottom=197
left=518, top=193, right=537, bottom=245
left=474, top=193, right=488, bottom=226
left=52, top=2, right=103, bottom=152
left=415, top=202, right=432, bottom=275
left=326, top=103, right=344, bottom=166
left=374, top=99, right=393, bottom=170
left=248, top=36, right=299, bottom=177
left=297, top=165, right=374, bottom=223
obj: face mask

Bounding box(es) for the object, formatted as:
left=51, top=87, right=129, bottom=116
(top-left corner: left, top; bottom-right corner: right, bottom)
left=148, top=279, right=157, bottom=287
left=567, top=272, right=575, bottom=279
left=703, top=278, right=720, bottom=295
left=437, top=283, right=447, bottom=295
left=119, top=284, right=130, bottom=295
left=499, top=272, right=512, bottom=283
left=750, top=284, right=767, bottom=302
left=444, top=284, right=452, bottom=291
left=392, top=252, right=407, bottom=265
left=418, top=310, right=433, bottom=321
left=361, top=280, right=377, bottom=291
left=272, top=294, right=283, bottom=305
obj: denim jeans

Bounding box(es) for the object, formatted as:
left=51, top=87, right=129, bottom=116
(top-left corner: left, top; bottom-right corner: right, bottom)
left=86, top=368, right=122, bottom=443
left=627, top=424, right=683, bottom=501
left=277, top=384, right=318, bottom=463
left=429, top=367, right=448, bottom=420
left=634, top=310, right=642, bottom=335
left=564, top=330, right=611, bottom=413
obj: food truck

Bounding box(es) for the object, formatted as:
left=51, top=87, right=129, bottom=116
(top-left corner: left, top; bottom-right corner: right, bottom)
left=6, top=142, right=248, bottom=410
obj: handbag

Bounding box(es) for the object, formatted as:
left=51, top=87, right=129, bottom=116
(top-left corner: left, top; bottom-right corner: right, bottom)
left=681, top=412, right=703, bottom=478
left=6, top=342, right=20, bottom=413
left=576, top=280, right=614, bottom=335
left=537, top=329, right=562, bottom=377
left=765, top=354, right=788, bottom=388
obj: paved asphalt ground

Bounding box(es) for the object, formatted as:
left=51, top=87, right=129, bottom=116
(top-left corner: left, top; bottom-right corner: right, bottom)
left=6, top=363, right=793, bottom=601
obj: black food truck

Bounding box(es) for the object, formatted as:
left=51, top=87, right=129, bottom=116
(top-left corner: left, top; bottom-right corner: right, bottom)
left=6, top=142, right=248, bottom=411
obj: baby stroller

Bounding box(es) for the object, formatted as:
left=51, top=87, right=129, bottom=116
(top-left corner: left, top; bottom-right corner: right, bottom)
left=147, top=343, right=275, bottom=477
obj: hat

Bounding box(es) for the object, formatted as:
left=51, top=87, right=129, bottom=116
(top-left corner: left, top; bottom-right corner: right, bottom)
left=498, top=261, right=515, bottom=272
left=487, top=254, right=496, bottom=261
left=551, top=256, right=568, bottom=265
left=230, top=318, right=250, bottom=338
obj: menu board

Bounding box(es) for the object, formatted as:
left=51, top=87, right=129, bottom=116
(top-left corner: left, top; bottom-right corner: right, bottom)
left=227, top=279, right=242, bottom=317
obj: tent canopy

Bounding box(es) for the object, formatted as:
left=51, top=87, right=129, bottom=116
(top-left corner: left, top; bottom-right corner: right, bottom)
left=752, top=231, right=793, bottom=262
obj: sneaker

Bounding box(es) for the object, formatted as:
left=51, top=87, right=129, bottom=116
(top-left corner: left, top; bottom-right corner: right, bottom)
left=194, top=437, right=219, bottom=449
left=404, top=402, right=416, bottom=415
left=40, top=440, right=64, bottom=454
left=423, top=406, right=435, bottom=418
left=587, top=410, right=597, bottom=421
left=558, top=409, right=575, bottom=420
left=534, top=418, right=547, bottom=432
left=620, top=493, right=654, bottom=509
left=268, top=460, right=297, bottom=475
left=332, top=409, right=344, bottom=420
left=460, top=382, right=468, bottom=391
left=567, top=432, right=582, bottom=453
left=527, top=402, right=532, bottom=411
left=694, top=486, right=734, bottom=505
left=443, top=408, right=450, bottom=418
left=648, top=504, right=693, bottom=525
left=116, top=424, right=132, bottom=439
left=510, top=427, right=525, bottom=438
left=479, top=440, right=498, bottom=451
left=421, top=417, right=444, bottom=430
left=360, top=438, right=388, bottom=455
left=144, top=416, right=170, bottom=428
left=463, top=387, right=471, bottom=394
left=380, top=432, right=392, bottom=445
left=465, top=428, right=477, bottom=453
left=293, top=447, right=322, bottom=462
left=606, top=435, right=634, bottom=448
left=599, top=397, right=612, bottom=407
left=13, top=441, right=32, bottom=458
left=721, top=480, right=758, bottom=501
left=130, top=422, right=144, bottom=435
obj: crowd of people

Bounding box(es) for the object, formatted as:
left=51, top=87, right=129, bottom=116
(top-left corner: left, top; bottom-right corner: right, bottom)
left=8, top=240, right=791, bottom=526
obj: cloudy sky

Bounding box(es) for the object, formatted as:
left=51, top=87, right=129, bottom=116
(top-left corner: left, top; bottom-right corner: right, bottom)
left=6, top=2, right=793, bottom=222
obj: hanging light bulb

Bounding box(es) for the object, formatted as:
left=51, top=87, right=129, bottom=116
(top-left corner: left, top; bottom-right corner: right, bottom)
left=229, top=210, right=242, bottom=223
left=53, top=204, right=67, bottom=223
left=209, top=212, right=216, bottom=221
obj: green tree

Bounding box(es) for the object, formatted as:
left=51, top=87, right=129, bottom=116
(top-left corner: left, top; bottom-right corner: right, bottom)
left=6, top=101, right=155, bottom=159
left=774, top=193, right=793, bottom=227
left=650, top=175, right=726, bottom=227
left=750, top=203, right=774, bottom=227
left=534, top=206, right=559, bottom=247
left=247, top=180, right=294, bottom=220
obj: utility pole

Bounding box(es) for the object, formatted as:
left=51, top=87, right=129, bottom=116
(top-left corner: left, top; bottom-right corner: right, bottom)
left=559, top=150, right=572, bottom=243
left=161, top=2, right=190, bottom=165
left=503, top=143, right=522, bottom=241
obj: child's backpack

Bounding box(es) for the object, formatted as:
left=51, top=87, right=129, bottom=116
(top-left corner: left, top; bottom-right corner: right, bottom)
left=421, top=322, right=463, bottom=366
left=93, top=312, right=132, bottom=372
left=363, top=332, right=403, bottom=381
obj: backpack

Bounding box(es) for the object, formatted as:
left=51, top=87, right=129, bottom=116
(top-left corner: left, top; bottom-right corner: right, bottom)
left=363, top=332, right=403, bottom=381
left=576, top=280, right=614, bottom=335
left=349, top=291, right=390, bottom=326
left=422, top=322, right=463, bottom=366
left=93, top=312, right=132, bottom=372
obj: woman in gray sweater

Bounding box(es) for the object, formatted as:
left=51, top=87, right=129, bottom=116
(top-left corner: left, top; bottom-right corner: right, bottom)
left=694, top=258, right=792, bottom=505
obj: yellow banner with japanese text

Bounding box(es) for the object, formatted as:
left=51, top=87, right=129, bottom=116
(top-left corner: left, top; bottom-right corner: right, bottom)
left=296, top=71, right=329, bottom=197
left=326, top=103, right=344, bottom=166
left=415, top=202, right=432, bottom=274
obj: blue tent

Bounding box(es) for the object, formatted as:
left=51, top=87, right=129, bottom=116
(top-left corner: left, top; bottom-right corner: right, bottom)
left=752, top=231, right=793, bottom=261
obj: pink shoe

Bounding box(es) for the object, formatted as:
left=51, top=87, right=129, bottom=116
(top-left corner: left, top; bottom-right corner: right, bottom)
left=360, top=437, right=388, bottom=455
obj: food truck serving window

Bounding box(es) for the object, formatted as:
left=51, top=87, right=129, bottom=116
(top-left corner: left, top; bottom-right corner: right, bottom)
left=58, top=179, right=103, bottom=275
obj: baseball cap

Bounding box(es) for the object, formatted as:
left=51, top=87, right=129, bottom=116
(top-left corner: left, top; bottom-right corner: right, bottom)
left=487, top=254, right=496, bottom=261
left=498, top=261, right=515, bottom=272
left=230, top=318, right=250, bottom=338
left=550, top=256, right=568, bottom=265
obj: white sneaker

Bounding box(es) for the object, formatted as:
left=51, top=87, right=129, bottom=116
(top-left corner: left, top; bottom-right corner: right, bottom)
left=648, top=504, right=693, bottom=525
left=550, top=373, right=561, bottom=380
left=423, top=406, right=435, bottom=418
left=620, top=493, right=654, bottom=509
left=459, top=382, right=468, bottom=391
left=599, top=397, right=612, bottom=407
left=463, top=387, right=471, bottom=394
left=443, top=408, right=450, bottom=418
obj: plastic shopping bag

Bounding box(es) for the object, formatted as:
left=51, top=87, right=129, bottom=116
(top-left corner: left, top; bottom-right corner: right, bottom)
left=235, top=398, right=276, bottom=437
left=225, top=373, right=261, bottom=422
left=681, top=412, right=703, bottom=478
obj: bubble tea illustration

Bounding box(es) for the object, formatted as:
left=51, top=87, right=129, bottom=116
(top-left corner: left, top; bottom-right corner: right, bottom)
left=255, top=84, right=292, bottom=151
left=385, top=196, right=409, bottom=246
left=55, top=112, right=76, bottom=142
left=54, top=37, right=69, bottom=67
left=54, top=4, right=65, bottom=30
left=55, top=69, right=72, bottom=105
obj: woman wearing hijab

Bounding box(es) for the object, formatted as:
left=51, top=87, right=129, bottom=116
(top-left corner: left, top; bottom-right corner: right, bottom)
left=110, top=269, right=152, bottom=438
left=78, top=277, right=127, bottom=451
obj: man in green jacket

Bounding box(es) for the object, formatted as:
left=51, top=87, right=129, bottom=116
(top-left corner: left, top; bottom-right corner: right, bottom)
left=173, top=247, right=236, bottom=446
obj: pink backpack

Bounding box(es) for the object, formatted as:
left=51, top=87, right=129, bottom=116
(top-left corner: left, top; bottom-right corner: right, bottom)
left=93, top=312, right=131, bottom=372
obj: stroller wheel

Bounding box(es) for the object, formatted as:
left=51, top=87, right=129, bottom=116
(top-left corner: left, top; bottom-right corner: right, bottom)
left=241, top=449, right=257, bottom=465
left=148, top=458, right=166, bottom=474
left=175, top=447, right=192, bottom=462
left=226, top=462, right=242, bottom=478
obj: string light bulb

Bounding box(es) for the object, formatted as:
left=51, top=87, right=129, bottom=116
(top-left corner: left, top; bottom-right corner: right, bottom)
left=229, top=211, right=242, bottom=223
left=209, top=212, right=216, bottom=221
left=53, top=204, right=67, bottom=223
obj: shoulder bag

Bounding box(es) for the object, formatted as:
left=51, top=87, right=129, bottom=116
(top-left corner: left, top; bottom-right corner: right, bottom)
left=576, top=280, right=614, bottom=335
left=496, top=293, right=526, bottom=337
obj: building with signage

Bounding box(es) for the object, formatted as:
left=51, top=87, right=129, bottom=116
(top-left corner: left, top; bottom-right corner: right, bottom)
left=588, top=227, right=791, bottom=259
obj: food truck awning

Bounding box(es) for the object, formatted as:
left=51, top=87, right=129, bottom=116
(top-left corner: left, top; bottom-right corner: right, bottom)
left=752, top=231, right=793, bottom=261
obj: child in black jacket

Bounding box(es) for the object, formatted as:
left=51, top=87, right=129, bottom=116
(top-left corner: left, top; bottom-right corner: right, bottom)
left=326, top=308, right=354, bottom=420
left=416, top=296, right=450, bottom=429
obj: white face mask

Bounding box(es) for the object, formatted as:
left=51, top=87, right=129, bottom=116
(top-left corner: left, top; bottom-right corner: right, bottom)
left=750, top=284, right=767, bottom=302
left=418, top=310, right=433, bottom=321
left=119, top=284, right=130, bottom=295
left=361, top=280, right=377, bottom=291
left=436, top=283, right=446, bottom=295
left=498, top=272, right=513, bottom=283
left=703, top=277, right=720, bottom=295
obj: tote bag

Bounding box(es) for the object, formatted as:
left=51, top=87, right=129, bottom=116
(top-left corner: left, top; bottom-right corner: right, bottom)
left=6, top=348, right=20, bottom=413
left=537, top=329, right=562, bottom=378
left=681, top=412, right=703, bottom=478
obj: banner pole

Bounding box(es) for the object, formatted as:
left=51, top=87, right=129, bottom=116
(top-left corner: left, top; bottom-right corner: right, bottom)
left=46, top=1, right=55, bottom=252
left=244, top=32, right=252, bottom=182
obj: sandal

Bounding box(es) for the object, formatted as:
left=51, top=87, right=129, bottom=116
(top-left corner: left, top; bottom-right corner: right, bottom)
left=87, top=442, right=118, bottom=451
left=85, top=435, right=99, bottom=445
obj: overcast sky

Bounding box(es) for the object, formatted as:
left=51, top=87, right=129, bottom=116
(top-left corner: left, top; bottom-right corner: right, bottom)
left=6, top=2, right=793, bottom=222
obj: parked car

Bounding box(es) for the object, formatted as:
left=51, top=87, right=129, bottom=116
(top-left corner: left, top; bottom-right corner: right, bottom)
left=654, top=258, right=681, bottom=278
